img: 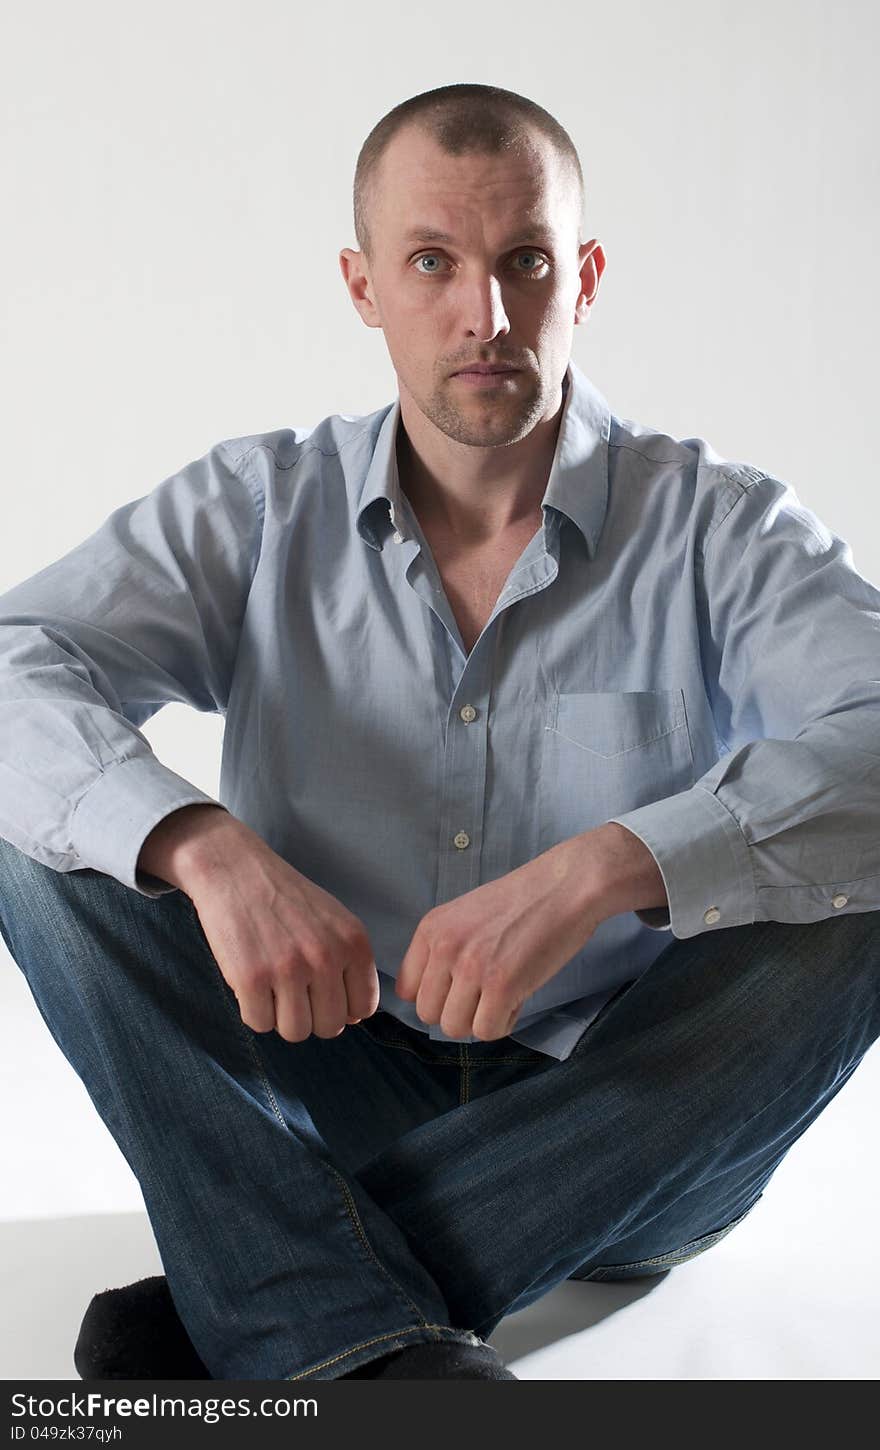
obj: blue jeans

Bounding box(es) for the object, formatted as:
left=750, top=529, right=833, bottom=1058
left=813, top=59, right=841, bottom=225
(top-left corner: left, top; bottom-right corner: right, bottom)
left=1, top=834, right=878, bottom=1379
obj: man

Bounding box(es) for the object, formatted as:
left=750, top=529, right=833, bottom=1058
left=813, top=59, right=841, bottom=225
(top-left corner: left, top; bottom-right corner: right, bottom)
left=1, top=82, right=879, bottom=1382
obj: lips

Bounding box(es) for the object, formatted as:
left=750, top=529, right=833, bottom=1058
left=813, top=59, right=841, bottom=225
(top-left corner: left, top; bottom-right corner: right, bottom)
left=453, top=366, right=519, bottom=376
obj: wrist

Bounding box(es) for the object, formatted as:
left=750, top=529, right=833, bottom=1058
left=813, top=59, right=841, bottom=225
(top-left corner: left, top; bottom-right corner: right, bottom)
left=137, top=804, right=239, bottom=894
left=561, top=821, right=668, bottom=924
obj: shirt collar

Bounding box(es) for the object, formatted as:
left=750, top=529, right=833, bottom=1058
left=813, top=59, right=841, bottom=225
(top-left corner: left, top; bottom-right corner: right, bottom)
left=355, top=357, right=611, bottom=557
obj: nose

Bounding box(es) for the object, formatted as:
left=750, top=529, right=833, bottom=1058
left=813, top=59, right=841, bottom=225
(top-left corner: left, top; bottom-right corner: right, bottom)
left=460, top=271, right=511, bottom=343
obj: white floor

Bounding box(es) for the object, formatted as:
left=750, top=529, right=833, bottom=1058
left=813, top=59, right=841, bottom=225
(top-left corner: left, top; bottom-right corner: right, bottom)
left=2, top=938, right=878, bottom=1381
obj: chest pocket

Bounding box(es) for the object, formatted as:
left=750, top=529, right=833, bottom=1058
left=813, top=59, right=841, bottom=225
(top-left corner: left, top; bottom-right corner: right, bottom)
left=538, top=688, right=695, bottom=851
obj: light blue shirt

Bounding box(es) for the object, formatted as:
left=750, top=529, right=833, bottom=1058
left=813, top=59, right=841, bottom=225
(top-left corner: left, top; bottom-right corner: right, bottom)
left=2, top=359, right=879, bottom=1060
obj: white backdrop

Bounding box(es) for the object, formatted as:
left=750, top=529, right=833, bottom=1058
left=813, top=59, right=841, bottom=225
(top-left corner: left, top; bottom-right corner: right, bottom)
left=1, top=0, right=878, bottom=1378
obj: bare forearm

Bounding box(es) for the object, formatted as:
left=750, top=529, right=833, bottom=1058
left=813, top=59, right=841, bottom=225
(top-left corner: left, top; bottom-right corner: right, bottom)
left=552, top=820, right=668, bottom=925
left=138, top=808, right=667, bottom=924
left=137, top=803, right=238, bottom=894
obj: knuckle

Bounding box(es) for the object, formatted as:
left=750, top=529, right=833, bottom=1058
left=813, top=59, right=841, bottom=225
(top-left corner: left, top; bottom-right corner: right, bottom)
left=460, top=952, right=483, bottom=975
left=308, top=945, right=336, bottom=975
left=342, top=921, right=370, bottom=953
left=428, top=928, right=456, bottom=957
left=480, top=962, right=508, bottom=990
left=440, top=1014, right=465, bottom=1039
left=281, top=1026, right=309, bottom=1044
left=272, top=954, right=303, bottom=983
left=240, top=1010, right=270, bottom=1033
left=237, top=965, right=270, bottom=993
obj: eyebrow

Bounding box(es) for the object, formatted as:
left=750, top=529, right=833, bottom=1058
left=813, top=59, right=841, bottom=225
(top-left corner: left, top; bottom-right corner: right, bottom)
left=402, top=224, right=556, bottom=248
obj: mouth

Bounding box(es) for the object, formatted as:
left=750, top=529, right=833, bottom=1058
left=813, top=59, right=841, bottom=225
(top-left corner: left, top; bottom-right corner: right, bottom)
left=452, top=366, right=520, bottom=377
left=451, top=366, right=522, bottom=387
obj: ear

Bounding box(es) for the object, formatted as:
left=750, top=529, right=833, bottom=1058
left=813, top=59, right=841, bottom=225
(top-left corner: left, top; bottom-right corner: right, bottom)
left=574, top=240, right=606, bottom=325
left=339, top=248, right=383, bottom=330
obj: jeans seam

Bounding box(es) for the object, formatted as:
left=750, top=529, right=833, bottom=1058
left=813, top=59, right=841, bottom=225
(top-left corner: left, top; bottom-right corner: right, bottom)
left=285, top=1324, right=482, bottom=1379
left=590, top=1199, right=759, bottom=1272
left=324, top=1163, right=435, bottom=1325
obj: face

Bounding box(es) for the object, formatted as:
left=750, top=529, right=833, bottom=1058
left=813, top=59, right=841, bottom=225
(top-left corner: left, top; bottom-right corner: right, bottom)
left=339, top=125, right=605, bottom=450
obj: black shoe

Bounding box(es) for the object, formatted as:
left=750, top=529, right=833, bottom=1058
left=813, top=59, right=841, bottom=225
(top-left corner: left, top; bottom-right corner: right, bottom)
left=74, top=1275, right=211, bottom=1380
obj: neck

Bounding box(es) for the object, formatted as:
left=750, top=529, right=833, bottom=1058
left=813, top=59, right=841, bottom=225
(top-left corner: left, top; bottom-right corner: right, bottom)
left=396, top=390, right=564, bottom=544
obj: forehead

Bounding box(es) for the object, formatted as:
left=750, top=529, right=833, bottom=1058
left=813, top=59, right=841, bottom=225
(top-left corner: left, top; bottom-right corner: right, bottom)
left=375, top=125, right=564, bottom=217
left=400, top=218, right=559, bottom=249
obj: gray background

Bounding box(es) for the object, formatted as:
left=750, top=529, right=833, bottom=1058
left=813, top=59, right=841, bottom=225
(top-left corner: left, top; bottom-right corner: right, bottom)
left=1, top=0, right=877, bottom=1378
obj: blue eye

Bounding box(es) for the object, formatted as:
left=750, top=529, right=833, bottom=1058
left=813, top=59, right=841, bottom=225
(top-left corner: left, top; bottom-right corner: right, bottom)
left=513, top=252, right=547, bottom=273
left=413, top=251, right=549, bottom=276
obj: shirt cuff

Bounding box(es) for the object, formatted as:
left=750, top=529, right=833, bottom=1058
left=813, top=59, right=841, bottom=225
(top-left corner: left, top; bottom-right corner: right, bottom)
left=70, top=753, right=228, bottom=898
left=607, top=785, right=756, bottom=939
left=635, top=904, right=673, bottom=930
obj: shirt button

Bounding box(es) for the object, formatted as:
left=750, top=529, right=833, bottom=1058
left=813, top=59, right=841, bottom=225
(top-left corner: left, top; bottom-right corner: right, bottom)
left=459, top=704, right=477, bottom=723
left=453, top=831, right=470, bottom=850
left=703, top=906, right=721, bottom=925
left=392, top=530, right=404, bottom=544
left=831, top=893, right=848, bottom=909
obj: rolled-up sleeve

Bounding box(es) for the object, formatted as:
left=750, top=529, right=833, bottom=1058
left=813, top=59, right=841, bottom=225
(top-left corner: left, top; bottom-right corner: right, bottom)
left=608, top=473, right=880, bottom=939
left=0, top=440, right=264, bottom=896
